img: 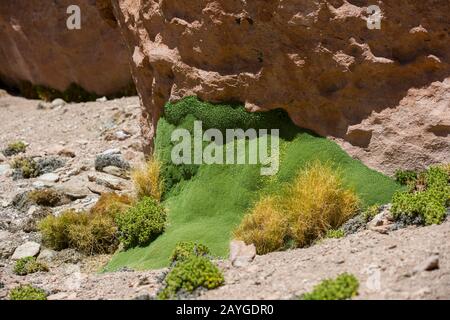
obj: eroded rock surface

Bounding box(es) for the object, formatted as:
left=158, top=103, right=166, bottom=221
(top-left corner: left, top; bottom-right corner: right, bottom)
left=107, top=0, right=450, bottom=170
left=0, top=0, right=132, bottom=96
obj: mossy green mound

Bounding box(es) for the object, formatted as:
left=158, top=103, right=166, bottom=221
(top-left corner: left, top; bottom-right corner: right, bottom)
left=106, top=97, right=401, bottom=270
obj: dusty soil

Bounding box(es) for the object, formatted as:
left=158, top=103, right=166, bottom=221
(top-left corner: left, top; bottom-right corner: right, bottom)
left=0, top=91, right=449, bottom=300
left=202, top=221, right=450, bottom=300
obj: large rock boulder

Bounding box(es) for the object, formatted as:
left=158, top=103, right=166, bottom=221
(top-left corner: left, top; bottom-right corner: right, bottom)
left=0, top=0, right=132, bottom=97
left=107, top=0, right=450, bottom=171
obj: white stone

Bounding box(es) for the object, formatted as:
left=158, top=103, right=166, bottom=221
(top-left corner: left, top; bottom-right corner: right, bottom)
left=37, top=249, right=57, bottom=264
left=115, top=130, right=130, bottom=141
left=0, top=164, right=11, bottom=176
left=11, top=241, right=41, bottom=260
left=96, top=96, right=108, bottom=102
left=51, top=98, right=66, bottom=108
left=88, top=172, right=128, bottom=191
left=39, top=172, right=60, bottom=183
left=101, top=148, right=121, bottom=156
left=0, top=230, right=11, bottom=241
left=230, top=240, right=256, bottom=267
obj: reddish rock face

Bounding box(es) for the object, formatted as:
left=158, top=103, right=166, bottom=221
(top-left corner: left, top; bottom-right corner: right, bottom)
left=108, top=0, right=449, bottom=172
left=0, top=0, right=131, bottom=96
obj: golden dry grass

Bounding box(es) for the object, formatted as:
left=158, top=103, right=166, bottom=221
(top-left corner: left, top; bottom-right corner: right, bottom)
left=234, top=161, right=359, bottom=254
left=38, top=192, right=133, bottom=255
left=234, top=196, right=287, bottom=254
left=132, top=158, right=164, bottom=202
left=39, top=210, right=119, bottom=255
left=90, top=192, right=133, bottom=217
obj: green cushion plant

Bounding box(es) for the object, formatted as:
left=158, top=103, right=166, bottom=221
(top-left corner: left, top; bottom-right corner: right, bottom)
left=2, top=141, right=27, bottom=157
left=392, top=166, right=450, bottom=225
left=301, top=273, right=359, bottom=300
left=157, top=256, right=224, bottom=300
left=115, top=197, right=166, bottom=249
left=13, top=257, right=48, bottom=276
left=170, top=241, right=211, bottom=264
left=9, top=285, right=47, bottom=300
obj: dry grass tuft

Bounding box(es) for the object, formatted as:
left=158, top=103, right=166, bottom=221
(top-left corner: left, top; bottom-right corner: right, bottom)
left=90, top=192, right=133, bottom=216
left=234, top=196, right=287, bottom=254
left=234, top=161, right=359, bottom=254
left=38, top=192, right=133, bottom=255
left=28, top=188, right=65, bottom=207
left=39, top=210, right=119, bottom=255
left=132, top=158, right=164, bottom=202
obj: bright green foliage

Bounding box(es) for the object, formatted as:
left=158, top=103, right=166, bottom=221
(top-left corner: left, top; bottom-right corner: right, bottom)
left=157, top=256, right=224, bottom=300
left=2, top=141, right=26, bottom=157
left=9, top=285, right=47, bottom=300
left=301, top=273, right=359, bottom=300
left=392, top=166, right=450, bottom=225
left=170, top=241, right=211, bottom=263
left=115, top=197, right=166, bottom=249
left=13, top=257, right=48, bottom=276
left=11, top=157, right=40, bottom=178
left=325, top=229, right=345, bottom=239
left=395, top=170, right=418, bottom=186
left=106, top=97, right=400, bottom=270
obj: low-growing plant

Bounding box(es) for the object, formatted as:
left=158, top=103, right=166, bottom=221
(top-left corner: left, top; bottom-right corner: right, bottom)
left=66, top=213, right=119, bottom=255
left=10, top=157, right=40, bottom=179
left=132, top=158, right=164, bottom=202
left=39, top=209, right=119, bottom=255
left=301, top=273, right=359, bottom=300
left=392, top=166, right=449, bottom=225
left=394, top=169, right=418, bottom=186
left=9, top=285, right=47, bottom=300
left=157, top=256, right=224, bottom=300
left=234, top=196, right=287, bottom=254
left=90, top=192, right=132, bottom=217
left=170, top=241, right=211, bottom=264
left=115, top=197, right=166, bottom=249
left=2, top=141, right=27, bottom=157
left=362, top=204, right=380, bottom=222
left=28, top=188, right=65, bottom=207
left=234, top=162, right=359, bottom=254
left=439, top=163, right=450, bottom=177
left=13, top=257, right=48, bottom=276
left=325, top=229, right=345, bottom=239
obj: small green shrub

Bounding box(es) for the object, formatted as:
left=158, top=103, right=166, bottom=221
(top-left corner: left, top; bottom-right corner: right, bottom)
left=11, top=157, right=40, bottom=178
left=301, top=273, right=359, bottom=300
left=2, top=141, right=27, bottom=157
left=394, top=170, right=418, bottom=186
left=28, top=189, right=64, bottom=207
left=115, top=197, right=166, bottom=249
left=392, top=166, right=449, bottom=225
left=158, top=256, right=224, bottom=300
left=9, top=285, right=47, bottom=300
left=13, top=257, right=48, bottom=276
left=325, top=229, right=345, bottom=239
left=170, top=241, right=211, bottom=263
